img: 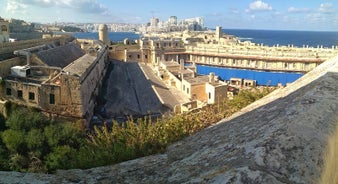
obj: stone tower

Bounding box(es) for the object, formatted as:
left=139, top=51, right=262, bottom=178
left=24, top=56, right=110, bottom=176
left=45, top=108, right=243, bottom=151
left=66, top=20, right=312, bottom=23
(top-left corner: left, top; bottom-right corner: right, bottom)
left=0, top=17, right=10, bottom=43
left=215, top=26, right=222, bottom=41
left=98, top=24, right=109, bottom=45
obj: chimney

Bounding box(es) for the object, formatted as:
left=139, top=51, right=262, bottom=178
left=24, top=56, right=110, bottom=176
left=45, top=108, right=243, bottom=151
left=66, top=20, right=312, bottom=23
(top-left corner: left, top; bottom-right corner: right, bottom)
left=209, top=72, right=215, bottom=84
left=180, top=59, right=184, bottom=71
left=27, top=53, right=31, bottom=66
left=124, top=48, right=127, bottom=62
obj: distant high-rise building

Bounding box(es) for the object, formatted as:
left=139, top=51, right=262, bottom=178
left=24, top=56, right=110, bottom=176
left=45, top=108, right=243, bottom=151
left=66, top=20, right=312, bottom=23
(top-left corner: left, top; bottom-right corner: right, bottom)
left=150, top=17, right=159, bottom=27
left=216, top=26, right=222, bottom=40
left=168, top=16, right=177, bottom=26
left=144, top=16, right=206, bottom=33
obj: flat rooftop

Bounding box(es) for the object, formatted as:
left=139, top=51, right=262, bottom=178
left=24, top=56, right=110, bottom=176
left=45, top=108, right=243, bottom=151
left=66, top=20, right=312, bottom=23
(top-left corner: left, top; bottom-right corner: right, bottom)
left=161, top=61, right=180, bottom=67
left=184, top=75, right=226, bottom=87
left=63, top=54, right=96, bottom=76
left=184, top=75, right=209, bottom=85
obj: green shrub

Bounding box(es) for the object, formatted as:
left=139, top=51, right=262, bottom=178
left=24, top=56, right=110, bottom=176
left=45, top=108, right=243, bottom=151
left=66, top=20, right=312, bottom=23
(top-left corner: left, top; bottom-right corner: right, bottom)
left=1, top=129, right=26, bottom=154
left=0, top=87, right=273, bottom=173
left=6, top=108, right=48, bottom=131
left=84, top=87, right=273, bottom=168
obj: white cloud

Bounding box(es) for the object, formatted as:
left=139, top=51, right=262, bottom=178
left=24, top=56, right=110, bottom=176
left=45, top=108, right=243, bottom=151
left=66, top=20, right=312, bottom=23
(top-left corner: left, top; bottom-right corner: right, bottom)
left=288, top=7, right=311, bottom=13
left=247, top=0, right=272, bottom=12
left=6, top=0, right=109, bottom=14
left=6, top=1, right=27, bottom=12
left=210, top=12, right=223, bottom=16
left=318, top=3, right=335, bottom=14
left=230, top=8, right=240, bottom=14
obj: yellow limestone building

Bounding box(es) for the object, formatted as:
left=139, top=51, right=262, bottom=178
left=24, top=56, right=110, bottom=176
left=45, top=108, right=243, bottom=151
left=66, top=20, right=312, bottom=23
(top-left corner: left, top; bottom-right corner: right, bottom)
left=0, top=24, right=110, bottom=122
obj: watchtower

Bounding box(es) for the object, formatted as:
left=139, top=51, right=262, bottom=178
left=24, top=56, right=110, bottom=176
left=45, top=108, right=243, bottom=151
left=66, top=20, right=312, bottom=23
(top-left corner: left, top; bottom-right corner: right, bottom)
left=98, top=24, right=109, bottom=45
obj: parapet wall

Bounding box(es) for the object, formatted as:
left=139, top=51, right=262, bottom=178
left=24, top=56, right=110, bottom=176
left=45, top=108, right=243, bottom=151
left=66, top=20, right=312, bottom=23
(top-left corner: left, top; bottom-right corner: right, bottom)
left=0, top=36, right=72, bottom=55
left=1, top=54, right=338, bottom=184
left=9, top=32, right=43, bottom=40
left=0, top=57, right=24, bottom=78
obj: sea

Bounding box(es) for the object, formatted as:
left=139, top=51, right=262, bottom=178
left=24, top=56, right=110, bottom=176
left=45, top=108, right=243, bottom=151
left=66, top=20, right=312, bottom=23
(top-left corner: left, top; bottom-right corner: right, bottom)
left=222, top=29, right=338, bottom=48
left=73, top=30, right=338, bottom=86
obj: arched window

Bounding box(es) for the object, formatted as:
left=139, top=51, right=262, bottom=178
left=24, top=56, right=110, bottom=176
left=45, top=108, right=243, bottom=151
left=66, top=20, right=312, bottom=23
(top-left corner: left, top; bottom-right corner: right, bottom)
left=1, top=25, right=8, bottom=32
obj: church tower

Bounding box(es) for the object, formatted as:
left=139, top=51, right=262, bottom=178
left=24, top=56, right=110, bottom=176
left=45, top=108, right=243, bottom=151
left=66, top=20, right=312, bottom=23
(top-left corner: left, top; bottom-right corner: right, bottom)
left=0, top=17, right=10, bottom=43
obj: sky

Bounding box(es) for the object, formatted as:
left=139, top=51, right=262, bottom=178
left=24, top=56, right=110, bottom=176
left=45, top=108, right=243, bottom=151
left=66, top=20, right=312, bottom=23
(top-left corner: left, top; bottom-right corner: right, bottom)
left=0, top=0, right=337, bottom=31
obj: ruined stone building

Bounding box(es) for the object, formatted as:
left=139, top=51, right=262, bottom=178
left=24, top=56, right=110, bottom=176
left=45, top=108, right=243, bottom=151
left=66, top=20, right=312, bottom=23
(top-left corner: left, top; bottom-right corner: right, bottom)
left=0, top=32, right=109, bottom=122
left=0, top=17, right=9, bottom=43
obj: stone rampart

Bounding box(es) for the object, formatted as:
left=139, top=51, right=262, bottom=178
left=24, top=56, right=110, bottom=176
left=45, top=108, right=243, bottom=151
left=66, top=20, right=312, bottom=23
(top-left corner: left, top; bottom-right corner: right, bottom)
left=1, top=55, right=338, bottom=183
left=0, top=36, right=71, bottom=55
left=0, top=57, right=24, bottom=78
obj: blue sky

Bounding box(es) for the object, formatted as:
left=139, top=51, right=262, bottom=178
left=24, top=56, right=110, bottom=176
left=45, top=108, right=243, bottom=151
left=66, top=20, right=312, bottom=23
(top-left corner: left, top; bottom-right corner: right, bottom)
left=0, top=0, right=337, bottom=31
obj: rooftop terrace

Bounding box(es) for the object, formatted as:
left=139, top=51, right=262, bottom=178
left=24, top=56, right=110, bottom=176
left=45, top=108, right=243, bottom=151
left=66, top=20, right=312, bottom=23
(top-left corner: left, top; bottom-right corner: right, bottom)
left=63, top=54, right=96, bottom=77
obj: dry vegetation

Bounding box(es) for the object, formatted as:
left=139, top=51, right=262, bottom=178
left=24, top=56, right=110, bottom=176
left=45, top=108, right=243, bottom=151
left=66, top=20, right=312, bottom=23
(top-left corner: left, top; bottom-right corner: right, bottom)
left=320, top=121, right=338, bottom=184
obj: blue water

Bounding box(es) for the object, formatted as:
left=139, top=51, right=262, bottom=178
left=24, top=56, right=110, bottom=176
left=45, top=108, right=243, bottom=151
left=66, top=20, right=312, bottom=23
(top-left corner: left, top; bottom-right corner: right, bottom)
left=196, top=65, right=303, bottom=86
left=198, top=29, right=338, bottom=85
left=223, top=29, right=338, bottom=48
left=73, top=32, right=140, bottom=42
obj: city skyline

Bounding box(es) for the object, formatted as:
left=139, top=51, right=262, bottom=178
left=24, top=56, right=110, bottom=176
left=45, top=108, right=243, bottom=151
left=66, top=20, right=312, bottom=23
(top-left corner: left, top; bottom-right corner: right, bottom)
left=0, top=0, right=337, bottom=31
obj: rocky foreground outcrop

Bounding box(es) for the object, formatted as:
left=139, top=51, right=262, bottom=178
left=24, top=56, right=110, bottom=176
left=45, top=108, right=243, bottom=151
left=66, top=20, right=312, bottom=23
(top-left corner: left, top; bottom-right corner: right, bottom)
left=1, top=56, right=338, bottom=184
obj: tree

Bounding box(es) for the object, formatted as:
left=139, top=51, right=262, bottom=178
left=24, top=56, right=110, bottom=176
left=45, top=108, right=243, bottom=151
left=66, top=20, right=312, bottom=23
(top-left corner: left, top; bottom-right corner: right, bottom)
left=0, top=143, right=10, bottom=170
left=6, top=108, right=48, bottom=131
left=26, top=129, right=47, bottom=157
left=1, top=129, right=26, bottom=154
left=45, top=145, right=77, bottom=171
left=44, top=123, right=85, bottom=148
left=0, top=113, right=5, bottom=131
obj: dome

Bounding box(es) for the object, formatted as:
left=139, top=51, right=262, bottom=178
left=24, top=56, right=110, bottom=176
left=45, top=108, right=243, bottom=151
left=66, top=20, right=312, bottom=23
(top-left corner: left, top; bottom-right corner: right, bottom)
left=98, top=24, right=108, bottom=31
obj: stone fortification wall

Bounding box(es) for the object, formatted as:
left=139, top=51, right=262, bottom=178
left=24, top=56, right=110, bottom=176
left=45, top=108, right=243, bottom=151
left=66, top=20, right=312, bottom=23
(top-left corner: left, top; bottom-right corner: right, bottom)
left=0, top=57, right=24, bottom=78
left=109, top=45, right=140, bottom=61
left=0, top=36, right=72, bottom=55
left=1, top=55, right=338, bottom=184
left=9, top=32, right=43, bottom=40
left=42, top=41, right=109, bottom=120
left=57, top=74, right=83, bottom=117
left=79, top=44, right=108, bottom=121
left=3, top=80, right=41, bottom=108
left=165, top=43, right=337, bottom=72
left=187, top=43, right=337, bottom=60
left=39, top=83, right=62, bottom=113
left=0, top=39, right=108, bottom=121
